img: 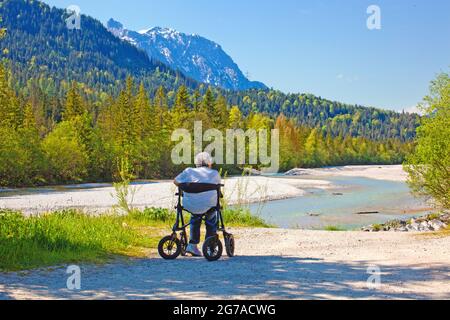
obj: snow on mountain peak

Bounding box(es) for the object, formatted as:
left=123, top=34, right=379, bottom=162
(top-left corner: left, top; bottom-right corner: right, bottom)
left=107, top=19, right=266, bottom=91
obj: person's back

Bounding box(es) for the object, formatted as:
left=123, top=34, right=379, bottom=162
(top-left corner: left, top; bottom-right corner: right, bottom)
left=174, top=152, right=221, bottom=257
left=175, top=166, right=221, bottom=214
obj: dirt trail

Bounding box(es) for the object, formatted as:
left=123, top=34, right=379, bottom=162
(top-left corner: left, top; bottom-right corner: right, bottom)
left=1, top=228, right=449, bottom=300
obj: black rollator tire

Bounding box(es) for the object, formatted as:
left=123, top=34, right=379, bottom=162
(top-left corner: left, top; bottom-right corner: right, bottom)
left=180, top=232, right=188, bottom=257
left=158, top=235, right=182, bottom=260
left=202, top=236, right=223, bottom=261
left=225, top=234, right=235, bottom=257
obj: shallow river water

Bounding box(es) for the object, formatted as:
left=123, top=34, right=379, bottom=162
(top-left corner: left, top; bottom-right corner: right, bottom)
left=249, top=176, right=431, bottom=230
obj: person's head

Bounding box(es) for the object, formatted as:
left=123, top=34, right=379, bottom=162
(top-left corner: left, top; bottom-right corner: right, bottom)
left=194, top=152, right=213, bottom=168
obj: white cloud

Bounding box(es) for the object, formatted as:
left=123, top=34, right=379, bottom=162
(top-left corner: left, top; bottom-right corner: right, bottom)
left=336, top=74, right=359, bottom=83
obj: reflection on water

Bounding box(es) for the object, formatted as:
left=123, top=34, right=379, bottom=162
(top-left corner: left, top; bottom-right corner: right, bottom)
left=249, top=176, right=431, bottom=230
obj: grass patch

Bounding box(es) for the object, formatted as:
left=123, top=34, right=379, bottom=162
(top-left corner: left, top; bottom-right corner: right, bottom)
left=0, top=206, right=269, bottom=271
left=129, top=207, right=176, bottom=224
left=371, top=224, right=383, bottom=232
left=223, top=207, right=271, bottom=228
left=425, top=212, right=443, bottom=221
left=0, top=208, right=168, bottom=272
left=323, top=225, right=346, bottom=231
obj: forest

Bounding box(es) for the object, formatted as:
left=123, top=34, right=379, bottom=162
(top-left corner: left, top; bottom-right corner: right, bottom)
left=0, top=0, right=416, bottom=187
left=0, top=61, right=413, bottom=187
left=0, top=0, right=420, bottom=142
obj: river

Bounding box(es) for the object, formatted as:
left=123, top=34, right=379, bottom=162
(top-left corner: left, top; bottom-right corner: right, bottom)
left=249, top=175, right=430, bottom=229
left=0, top=169, right=431, bottom=230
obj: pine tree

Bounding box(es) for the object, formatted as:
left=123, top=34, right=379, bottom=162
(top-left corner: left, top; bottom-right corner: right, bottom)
left=63, top=81, right=86, bottom=121
left=0, top=64, right=21, bottom=129
left=229, top=106, right=243, bottom=129
left=154, top=86, right=170, bottom=131
left=21, top=102, right=38, bottom=132
left=198, top=87, right=215, bottom=128
left=0, top=20, right=5, bottom=40
left=172, top=85, right=191, bottom=129
left=202, top=87, right=215, bottom=115
left=114, top=88, right=135, bottom=148
left=305, top=128, right=328, bottom=167
left=135, top=82, right=153, bottom=138
left=192, top=90, right=201, bottom=112
left=212, top=94, right=229, bottom=129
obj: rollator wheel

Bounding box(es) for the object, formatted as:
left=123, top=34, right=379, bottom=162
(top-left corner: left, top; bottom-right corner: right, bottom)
left=202, top=236, right=223, bottom=262
left=158, top=235, right=182, bottom=260
left=225, top=234, right=235, bottom=257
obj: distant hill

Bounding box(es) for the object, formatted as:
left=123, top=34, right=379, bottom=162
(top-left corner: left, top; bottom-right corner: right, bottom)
left=107, top=18, right=267, bottom=91
left=222, top=89, right=420, bottom=141
left=0, top=0, right=419, bottom=142
left=0, top=0, right=198, bottom=94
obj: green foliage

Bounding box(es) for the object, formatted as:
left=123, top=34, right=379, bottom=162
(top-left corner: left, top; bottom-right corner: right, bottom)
left=0, top=62, right=20, bottom=129
left=112, top=156, right=138, bottom=215
left=0, top=64, right=414, bottom=187
left=63, top=81, right=86, bottom=121
left=223, top=207, right=270, bottom=228
left=0, top=16, right=5, bottom=40
left=275, top=114, right=412, bottom=171
left=404, top=72, right=450, bottom=209
left=41, top=120, right=89, bottom=182
left=224, top=89, right=419, bottom=142
left=0, top=0, right=196, bottom=97
left=0, top=206, right=268, bottom=271
left=0, top=1, right=418, bottom=187
left=130, top=207, right=175, bottom=223
left=371, top=224, right=383, bottom=232
left=0, top=0, right=419, bottom=146
left=0, top=126, right=44, bottom=185
left=0, top=68, right=46, bottom=185
left=0, top=209, right=161, bottom=271
left=323, top=225, right=346, bottom=231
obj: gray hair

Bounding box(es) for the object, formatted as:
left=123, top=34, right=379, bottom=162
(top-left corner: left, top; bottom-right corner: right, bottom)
left=194, top=152, right=213, bottom=167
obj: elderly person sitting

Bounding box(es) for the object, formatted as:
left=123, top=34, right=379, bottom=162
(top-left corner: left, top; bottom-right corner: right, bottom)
left=174, top=152, right=221, bottom=257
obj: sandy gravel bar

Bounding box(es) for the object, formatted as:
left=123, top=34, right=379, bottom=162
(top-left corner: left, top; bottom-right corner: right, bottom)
left=1, top=228, right=449, bottom=300
left=0, top=165, right=407, bottom=215
left=286, top=165, right=408, bottom=182
left=0, top=176, right=332, bottom=214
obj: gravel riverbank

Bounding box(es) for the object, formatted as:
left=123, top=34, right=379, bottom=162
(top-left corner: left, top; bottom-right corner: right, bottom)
left=1, top=228, right=449, bottom=300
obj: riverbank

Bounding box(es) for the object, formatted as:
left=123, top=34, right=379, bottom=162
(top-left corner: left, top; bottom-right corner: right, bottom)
left=285, top=165, right=408, bottom=182
left=0, top=176, right=332, bottom=214
left=1, top=227, right=449, bottom=300
left=0, top=165, right=407, bottom=214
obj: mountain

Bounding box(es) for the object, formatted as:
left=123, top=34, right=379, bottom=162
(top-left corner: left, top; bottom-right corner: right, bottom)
left=107, top=18, right=267, bottom=91
left=0, top=0, right=419, bottom=142
left=0, top=0, right=198, bottom=96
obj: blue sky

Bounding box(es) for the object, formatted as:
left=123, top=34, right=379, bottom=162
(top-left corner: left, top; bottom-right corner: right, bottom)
left=43, top=0, right=450, bottom=111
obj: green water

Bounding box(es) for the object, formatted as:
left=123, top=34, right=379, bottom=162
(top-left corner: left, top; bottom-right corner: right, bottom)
left=249, top=176, right=431, bottom=230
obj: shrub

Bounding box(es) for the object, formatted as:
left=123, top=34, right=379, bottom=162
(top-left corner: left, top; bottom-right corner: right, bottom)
left=42, top=121, right=89, bottom=183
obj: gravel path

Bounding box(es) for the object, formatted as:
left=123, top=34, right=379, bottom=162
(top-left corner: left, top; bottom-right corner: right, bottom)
left=1, top=228, right=449, bottom=300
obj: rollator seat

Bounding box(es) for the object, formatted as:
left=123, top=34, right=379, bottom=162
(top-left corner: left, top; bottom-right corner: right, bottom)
left=178, top=183, right=224, bottom=195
